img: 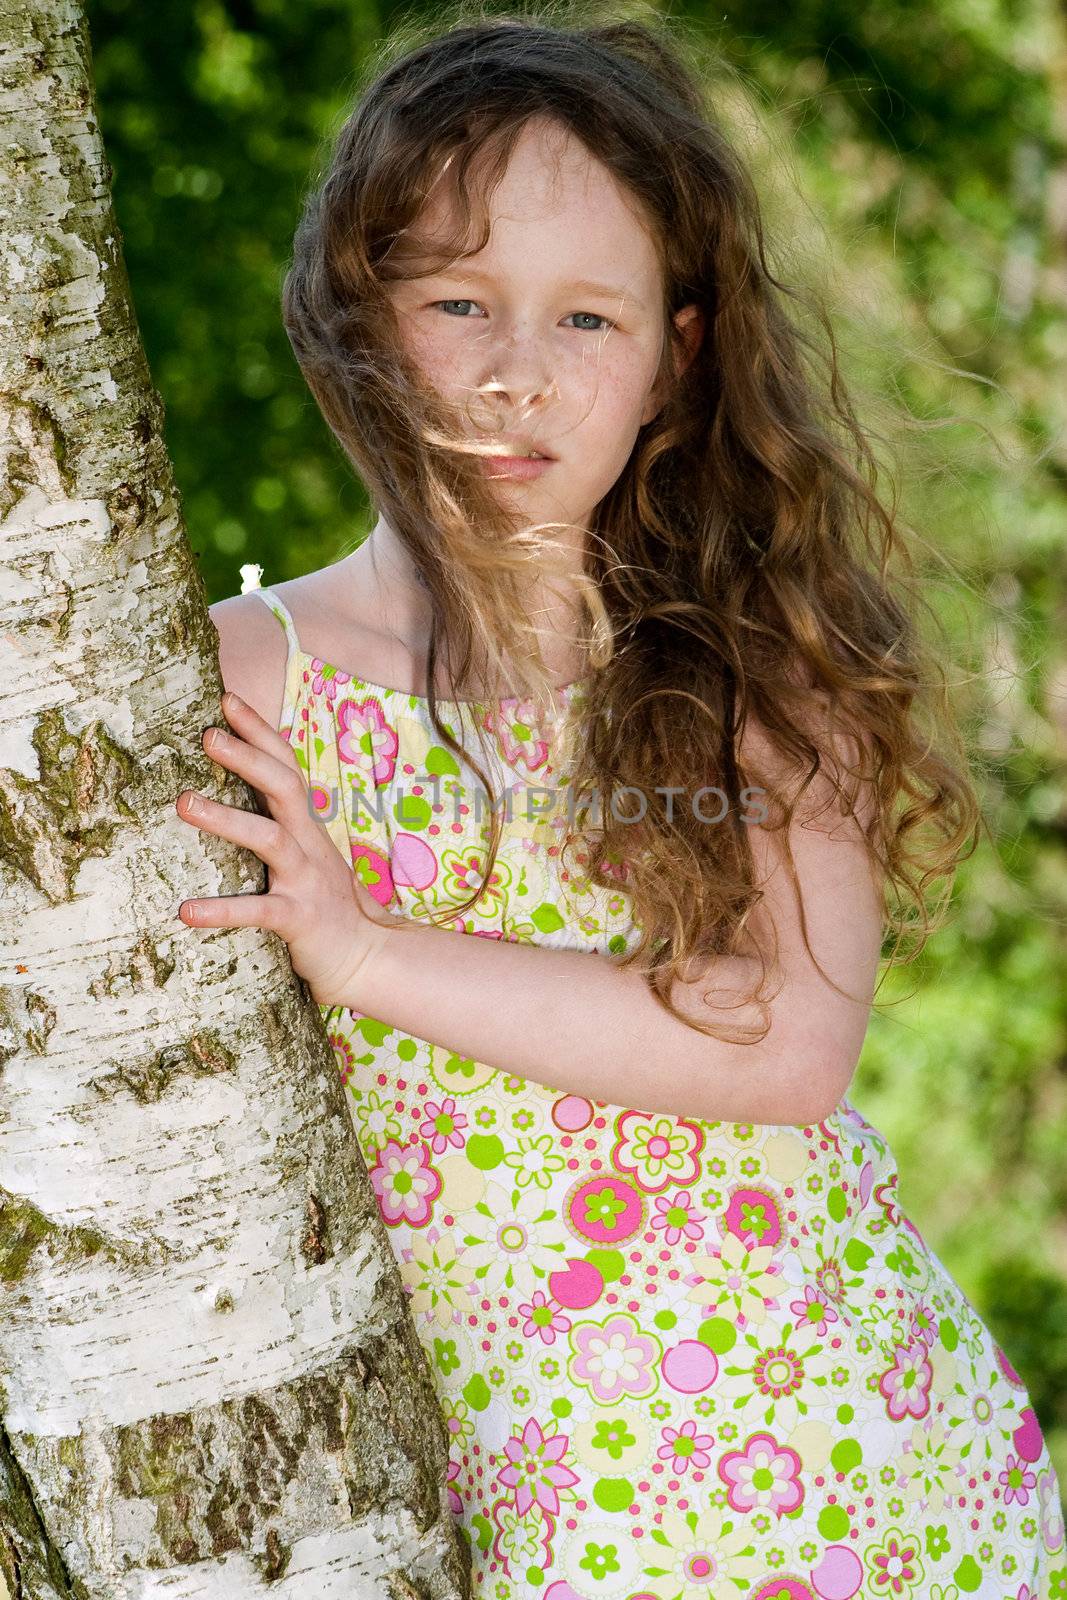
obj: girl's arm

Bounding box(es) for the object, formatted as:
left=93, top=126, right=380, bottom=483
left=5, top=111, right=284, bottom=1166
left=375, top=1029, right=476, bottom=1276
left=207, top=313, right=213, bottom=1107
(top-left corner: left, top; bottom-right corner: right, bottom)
left=345, top=715, right=884, bottom=1129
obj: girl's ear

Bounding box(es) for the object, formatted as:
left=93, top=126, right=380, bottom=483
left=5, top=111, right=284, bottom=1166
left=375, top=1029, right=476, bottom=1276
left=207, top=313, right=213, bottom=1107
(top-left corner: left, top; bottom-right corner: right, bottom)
left=674, top=303, right=705, bottom=378
left=642, top=303, right=705, bottom=424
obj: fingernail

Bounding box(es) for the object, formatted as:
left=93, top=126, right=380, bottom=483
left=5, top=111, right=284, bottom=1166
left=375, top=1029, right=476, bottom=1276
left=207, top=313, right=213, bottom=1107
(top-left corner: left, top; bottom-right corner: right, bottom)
left=224, top=692, right=245, bottom=711
left=184, top=791, right=204, bottom=817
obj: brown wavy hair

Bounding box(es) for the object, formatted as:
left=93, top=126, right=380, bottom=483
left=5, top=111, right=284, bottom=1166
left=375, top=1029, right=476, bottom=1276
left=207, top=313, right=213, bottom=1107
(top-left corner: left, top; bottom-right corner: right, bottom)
left=281, top=0, right=984, bottom=1047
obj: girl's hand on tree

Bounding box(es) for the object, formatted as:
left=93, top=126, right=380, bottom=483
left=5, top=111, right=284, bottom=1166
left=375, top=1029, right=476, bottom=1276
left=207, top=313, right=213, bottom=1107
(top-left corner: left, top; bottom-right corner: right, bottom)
left=175, top=692, right=396, bottom=1006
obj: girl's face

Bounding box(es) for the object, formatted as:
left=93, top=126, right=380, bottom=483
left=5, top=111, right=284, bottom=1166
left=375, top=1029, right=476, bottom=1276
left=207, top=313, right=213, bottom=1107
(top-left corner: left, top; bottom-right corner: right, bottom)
left=384, top=115, right=702, bottom=527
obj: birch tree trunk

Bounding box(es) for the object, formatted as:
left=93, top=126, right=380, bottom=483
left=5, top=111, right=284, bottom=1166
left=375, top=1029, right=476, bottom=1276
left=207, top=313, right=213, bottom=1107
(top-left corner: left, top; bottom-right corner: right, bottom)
left=0, top=3, right=471, bottom=1595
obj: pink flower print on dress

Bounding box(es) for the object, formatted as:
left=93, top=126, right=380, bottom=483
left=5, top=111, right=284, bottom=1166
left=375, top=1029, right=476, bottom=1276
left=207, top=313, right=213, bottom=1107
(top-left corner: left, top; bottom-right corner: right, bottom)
left=610, top=1109, right=704, bottom=1194
left=336, top=695, right=399, bottom=787
left=498, top=1416, right=580, bottom=1517
left=873, top=1173, right=902, bottom=1229
left=752, top=1344, right=806, bottom=1408
left=309, top=780, right=339, bottom=823
left=517, top=1290, right=571, bottom=1346
left=657, top=1419, right=714, bottom=1474
left=999, top=1452, right=1038, bottom=1508
left=722, top=1186, right=783, bottom=1249
left=440, top=843, right=511, bottom=919
left=717, top=1430, right=804, bottom=1518
left=907, top=1297, right=938, bottom=1349
left=788, top=1282, right=841, bottom=1338
left=445, top=1453, right=463, bottom=1517
left=568, top=1312, right=662, bottom=1405
left=308, top=657, right=352, bottom=704
left=488, top=697, right=556, bottom=774
left=351, top=841, right=397, bottom=908
left=877, top=1335, right=933, bottom=1422
left=368, top=1138, right=442, bottom=1228
left=565, top=1174, right=644, bottom=1249
left=490, top=1494, right=555, bottom=1575
left=418, top=1096, right=469, bottom=1155
left=649, top=1189, right=707, bottom=1246
left=328, top=1024, right=356, bottom=1089
left=865, top=1528, right=924, bottom=1595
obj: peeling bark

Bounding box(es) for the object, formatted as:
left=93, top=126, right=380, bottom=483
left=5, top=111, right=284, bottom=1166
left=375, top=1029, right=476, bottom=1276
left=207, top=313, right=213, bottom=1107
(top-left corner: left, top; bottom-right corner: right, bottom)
left=0, top=3, right=471, bottom=1594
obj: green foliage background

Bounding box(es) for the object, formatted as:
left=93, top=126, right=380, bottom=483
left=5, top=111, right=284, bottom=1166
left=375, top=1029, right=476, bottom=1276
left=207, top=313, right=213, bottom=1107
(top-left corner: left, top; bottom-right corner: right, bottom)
left=86, top=0, right=1067, bottom=1500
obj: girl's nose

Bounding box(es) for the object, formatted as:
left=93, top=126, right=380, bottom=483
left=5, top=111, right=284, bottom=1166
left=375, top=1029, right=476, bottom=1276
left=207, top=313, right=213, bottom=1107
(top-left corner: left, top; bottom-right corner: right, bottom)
left=475, top=363, right=559, bottom=434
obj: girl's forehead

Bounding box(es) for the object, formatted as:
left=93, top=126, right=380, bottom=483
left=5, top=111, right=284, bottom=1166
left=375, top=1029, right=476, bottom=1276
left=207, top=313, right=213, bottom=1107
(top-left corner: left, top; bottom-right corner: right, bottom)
left=400, top=137, right=663, bottom=291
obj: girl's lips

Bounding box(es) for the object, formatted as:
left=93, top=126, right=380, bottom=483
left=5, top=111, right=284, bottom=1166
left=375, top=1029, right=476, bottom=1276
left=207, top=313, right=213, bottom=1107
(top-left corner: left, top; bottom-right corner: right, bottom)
left=482, top=454, right=554, bottom=481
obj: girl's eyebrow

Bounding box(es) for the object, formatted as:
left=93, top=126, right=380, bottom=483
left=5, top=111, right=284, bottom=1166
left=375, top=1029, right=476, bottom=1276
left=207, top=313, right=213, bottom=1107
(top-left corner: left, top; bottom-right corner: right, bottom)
left=424, top=264, right=646, bottom=310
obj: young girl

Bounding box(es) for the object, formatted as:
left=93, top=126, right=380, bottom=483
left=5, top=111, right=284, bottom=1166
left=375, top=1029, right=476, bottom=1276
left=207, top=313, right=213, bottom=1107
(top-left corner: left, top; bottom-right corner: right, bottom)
left=175, top=10, right=1065, bottom=1596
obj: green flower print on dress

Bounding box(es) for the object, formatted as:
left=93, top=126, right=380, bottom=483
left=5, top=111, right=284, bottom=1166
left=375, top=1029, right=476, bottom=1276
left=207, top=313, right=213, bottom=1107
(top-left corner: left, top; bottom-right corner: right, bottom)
left=571, top=1407, right=650, bottom=1474
left=579, top=1541, right=620, bottom=1581
left=347, top=1086, right=403, bottom=1153
left=592, top=1416, right=635, bottom=1460
left=561, top=1521, right=642, bottom=1594
left=502, top=1133, right=567, bottom=1192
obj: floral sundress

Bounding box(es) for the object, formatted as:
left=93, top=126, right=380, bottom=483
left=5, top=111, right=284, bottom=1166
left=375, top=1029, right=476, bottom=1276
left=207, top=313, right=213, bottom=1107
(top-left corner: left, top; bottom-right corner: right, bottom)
left=254, top=585, right=1065, bottom=1600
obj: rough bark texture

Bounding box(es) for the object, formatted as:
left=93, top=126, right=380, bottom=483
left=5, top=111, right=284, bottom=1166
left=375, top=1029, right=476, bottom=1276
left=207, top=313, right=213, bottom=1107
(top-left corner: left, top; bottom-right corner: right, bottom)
left=0, top=4, right=472, bottom=1595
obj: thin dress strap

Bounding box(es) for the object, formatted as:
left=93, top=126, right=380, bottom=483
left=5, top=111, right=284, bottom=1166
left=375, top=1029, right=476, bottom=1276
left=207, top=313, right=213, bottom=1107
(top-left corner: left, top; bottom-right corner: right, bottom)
left=250, top=585, right=301, bottom=652
left=249, top=587, right=303, bottom=741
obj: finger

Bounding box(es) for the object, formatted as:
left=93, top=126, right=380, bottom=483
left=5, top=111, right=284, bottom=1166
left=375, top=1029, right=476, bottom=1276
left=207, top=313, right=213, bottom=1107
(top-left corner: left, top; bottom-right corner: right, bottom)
left=177, top=891, right=289, bottom=929
left=220, top=691, right=298, bottom=764
left=199, top=723, right=309, bottom=819
left=176, top=790, right=304, bottom=874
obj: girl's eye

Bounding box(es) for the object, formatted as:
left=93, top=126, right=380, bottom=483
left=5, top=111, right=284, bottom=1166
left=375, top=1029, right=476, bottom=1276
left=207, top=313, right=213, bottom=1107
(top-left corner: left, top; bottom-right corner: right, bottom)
left=431, top=300, right=616, bottom=332
left=567, top=311, right=615, bottom=332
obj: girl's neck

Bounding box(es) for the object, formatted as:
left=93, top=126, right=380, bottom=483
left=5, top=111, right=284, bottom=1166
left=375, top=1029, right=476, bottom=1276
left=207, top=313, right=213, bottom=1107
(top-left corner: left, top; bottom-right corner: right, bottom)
left=339, top=519, right=587, bottom=696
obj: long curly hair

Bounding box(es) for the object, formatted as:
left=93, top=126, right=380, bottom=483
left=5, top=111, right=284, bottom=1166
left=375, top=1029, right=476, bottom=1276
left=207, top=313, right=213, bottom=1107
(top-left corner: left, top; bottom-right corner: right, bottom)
left=281, top=0, right=983, bottom=1047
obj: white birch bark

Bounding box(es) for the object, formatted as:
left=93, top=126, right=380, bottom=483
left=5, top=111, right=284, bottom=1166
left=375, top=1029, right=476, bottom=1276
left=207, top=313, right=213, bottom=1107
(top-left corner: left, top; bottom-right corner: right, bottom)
left=0, top=4, right=471, bottom=1596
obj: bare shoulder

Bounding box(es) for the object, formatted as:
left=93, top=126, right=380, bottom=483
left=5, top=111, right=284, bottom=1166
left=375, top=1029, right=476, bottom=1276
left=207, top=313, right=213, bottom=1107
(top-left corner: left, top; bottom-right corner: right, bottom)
left=738, top=690, right=880, bottom=840
left=208, top=589, right=289, bottom=734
